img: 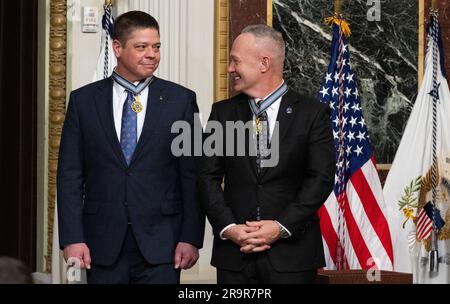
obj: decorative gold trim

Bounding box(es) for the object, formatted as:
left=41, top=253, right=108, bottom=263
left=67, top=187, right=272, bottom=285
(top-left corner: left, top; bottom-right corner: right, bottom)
left=214, top=0, right=229, bottom=102
left=45, top=0, right=67, bottom=273
left=418, top=0, right=425, bottom=87
left=267, top=0, right=273, bottom=26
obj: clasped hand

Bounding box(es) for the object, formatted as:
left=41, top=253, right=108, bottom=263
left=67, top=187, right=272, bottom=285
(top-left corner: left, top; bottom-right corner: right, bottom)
left=223, top=220, right=280, bottom=254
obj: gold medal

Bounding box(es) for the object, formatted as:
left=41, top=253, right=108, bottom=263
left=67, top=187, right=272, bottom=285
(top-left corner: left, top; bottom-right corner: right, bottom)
left=131, top=96, right=143, bottom=113
left=256, top=117, right=262, bottom=135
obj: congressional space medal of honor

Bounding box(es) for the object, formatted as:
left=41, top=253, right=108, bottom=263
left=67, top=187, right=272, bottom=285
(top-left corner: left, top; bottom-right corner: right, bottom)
left=131, top=96, right=143, bottom=114
left=111, top=70, right=154, bottom=115
left=255, top=117, right=263, bottom=135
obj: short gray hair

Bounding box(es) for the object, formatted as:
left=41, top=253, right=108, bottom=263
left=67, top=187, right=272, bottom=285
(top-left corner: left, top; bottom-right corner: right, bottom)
left=241, top=24, right=285, bottom=64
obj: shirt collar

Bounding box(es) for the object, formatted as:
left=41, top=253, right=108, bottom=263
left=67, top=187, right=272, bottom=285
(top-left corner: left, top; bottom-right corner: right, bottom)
left=113, top=79, right=143, bottom=96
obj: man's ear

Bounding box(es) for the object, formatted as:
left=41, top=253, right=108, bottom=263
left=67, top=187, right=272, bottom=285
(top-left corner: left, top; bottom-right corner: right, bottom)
left=112, top=39, right=122, bottom=58
left=260, top=56, right=270, bottom=73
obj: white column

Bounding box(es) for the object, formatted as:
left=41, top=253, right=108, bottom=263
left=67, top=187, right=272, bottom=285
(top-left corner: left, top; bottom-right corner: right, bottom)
left=114, top=0, right=129, bottom=16
left=185, top=0, right=214, bottom=126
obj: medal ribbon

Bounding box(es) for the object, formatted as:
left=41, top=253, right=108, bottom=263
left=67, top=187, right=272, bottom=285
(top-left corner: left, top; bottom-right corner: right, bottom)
left=248, top=81, right=289, bottom=118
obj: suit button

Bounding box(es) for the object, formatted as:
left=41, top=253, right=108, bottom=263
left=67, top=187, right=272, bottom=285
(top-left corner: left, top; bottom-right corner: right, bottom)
left=257, top=184, right=263, bottom=189
left=123, top=201, right=128, bottom=206
left=126, top=171, right=131, bottom=176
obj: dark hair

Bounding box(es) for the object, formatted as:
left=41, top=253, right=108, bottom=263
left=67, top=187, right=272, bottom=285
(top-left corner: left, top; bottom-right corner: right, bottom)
left=113, top=11, right=160, bottom=44
left=0, top=257, right=33, bottom=284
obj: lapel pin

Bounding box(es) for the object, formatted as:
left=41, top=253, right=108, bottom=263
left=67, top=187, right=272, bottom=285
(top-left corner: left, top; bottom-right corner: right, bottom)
left=286, top=107, right=293, bottom=114
left=160, top=96, right=164, bottom=102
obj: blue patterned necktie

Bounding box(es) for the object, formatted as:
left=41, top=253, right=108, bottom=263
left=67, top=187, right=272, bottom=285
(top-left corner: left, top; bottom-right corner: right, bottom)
left=120, top=91, right=137, bottom=165
left=111, top=70, right=154, bottom=165
left=255, top=100, right=270, bottom=174
left=249, top=82, right=288, bottom=173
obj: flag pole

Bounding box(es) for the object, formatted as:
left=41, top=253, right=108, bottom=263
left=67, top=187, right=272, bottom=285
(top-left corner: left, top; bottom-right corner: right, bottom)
left=429, top=0, right=440, bottom=274
left=334, top=0, right=342, bottom=16
left=333, top=0, right=349, bottom=271
left=96, top=0, right=115, bottom=80
left=431, top=0, right=437, bottom=10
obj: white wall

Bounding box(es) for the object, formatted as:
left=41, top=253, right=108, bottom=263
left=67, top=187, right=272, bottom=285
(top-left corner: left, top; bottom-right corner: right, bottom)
left=67, top=0, right=216, bottom=283
left=67, top=0, right=104, bottom=92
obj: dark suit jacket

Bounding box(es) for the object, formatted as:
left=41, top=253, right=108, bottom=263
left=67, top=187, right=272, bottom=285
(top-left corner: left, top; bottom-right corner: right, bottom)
left=198, top=90, right=335, bottom=272
left=57, top=77, right=205, bottom=266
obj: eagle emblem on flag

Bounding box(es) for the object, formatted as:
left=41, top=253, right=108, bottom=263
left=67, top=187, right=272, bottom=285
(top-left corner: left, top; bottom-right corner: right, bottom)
left=399, top=156, right=450, bottom=252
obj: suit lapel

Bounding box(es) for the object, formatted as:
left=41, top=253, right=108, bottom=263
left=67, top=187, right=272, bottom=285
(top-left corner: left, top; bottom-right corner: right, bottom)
left=275, top=90, right=298, bottom=143
left=259, top=90, right=299, bottom=179
left=94, top=78, right=128, bottom=168
left=129, top=77, right=164, bottom=167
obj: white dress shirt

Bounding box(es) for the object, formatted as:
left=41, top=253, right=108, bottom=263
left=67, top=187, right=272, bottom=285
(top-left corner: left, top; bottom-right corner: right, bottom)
left=112, top=80, right=149, bottom=142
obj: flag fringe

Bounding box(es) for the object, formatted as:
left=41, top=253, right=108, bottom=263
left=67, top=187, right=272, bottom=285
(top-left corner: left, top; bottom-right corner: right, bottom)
left=324, top=16, right=351, bottom=38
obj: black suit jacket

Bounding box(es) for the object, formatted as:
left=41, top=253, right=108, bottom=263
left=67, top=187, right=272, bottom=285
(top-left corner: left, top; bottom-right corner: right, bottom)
left=57, top=77, right=205, bottom=266
left=198, top=90, right=335, bottom=272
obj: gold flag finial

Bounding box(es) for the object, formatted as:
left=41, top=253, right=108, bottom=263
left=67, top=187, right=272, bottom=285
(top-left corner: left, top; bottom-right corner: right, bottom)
left=335, top=0, right=342, bottom=16
left=325, top=0, right=351, bottom=38
left=105, top=0, right=113, bottom=7
left=431, top=0, right=437, bottom=10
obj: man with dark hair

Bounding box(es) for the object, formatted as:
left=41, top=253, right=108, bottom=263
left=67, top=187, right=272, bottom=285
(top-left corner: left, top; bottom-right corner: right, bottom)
left=0, top=257, right=33, bottom=284
left=199, top=24, right=335, bottom=284
left=113, top=10, right=160, bottom=43
left=57, top=11, right=204, bottom=284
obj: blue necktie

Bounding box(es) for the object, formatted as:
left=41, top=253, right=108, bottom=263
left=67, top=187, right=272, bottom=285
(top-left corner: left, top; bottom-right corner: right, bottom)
left=256, top=101, right=269, bottom=174
left=120, top=91, right=137, bottom=165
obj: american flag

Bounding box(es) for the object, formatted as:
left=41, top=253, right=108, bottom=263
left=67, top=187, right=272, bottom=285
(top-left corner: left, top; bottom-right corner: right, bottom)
left=416, top=201, right=445, bottom=241
left=317, top=21, right=394, bottom=270
left=416, top=203, right=433, bottom=240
